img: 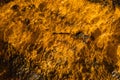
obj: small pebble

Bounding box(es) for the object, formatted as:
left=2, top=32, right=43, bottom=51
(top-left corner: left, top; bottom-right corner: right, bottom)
left=74, top=31, right=84, bottom=39
left=112, top=71, right=120, bottom=80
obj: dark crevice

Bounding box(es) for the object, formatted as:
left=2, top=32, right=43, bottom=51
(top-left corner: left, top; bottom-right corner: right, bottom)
left=0, top=0, right=13, bottom=6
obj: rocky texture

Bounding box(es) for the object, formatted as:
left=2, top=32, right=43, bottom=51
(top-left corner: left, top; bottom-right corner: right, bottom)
left=0, top=0, right=120, bottom=80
